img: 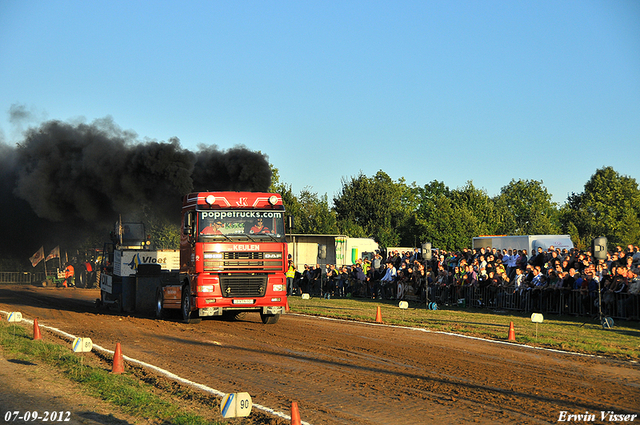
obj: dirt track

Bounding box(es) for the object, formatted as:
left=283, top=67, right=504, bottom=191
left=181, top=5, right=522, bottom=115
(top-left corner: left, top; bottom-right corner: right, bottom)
left=1, top=285, right=639, bottom=425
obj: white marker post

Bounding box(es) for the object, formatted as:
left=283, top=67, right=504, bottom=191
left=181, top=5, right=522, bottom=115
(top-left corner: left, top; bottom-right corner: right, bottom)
left=72, top=337, right=93, bottom=367
left=220, top=392, right=252, bottom=418
left=399, top=301, right=408, bottom=321
left=72, top=338, right=93, bottom=353
left=7, top=312, right=22, bottom=339
left=7, top=312, right=22, bottom=323
left=531, top=313, right=544, bottom=339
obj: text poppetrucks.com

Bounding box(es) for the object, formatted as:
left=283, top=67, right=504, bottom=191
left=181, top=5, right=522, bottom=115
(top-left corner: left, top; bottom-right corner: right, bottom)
left=558, top=411, right=638, bottom=422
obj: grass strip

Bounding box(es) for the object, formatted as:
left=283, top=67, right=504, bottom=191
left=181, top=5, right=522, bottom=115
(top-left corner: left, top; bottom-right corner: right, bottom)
left=289, top=296, right=640, bottom=360
left=0, top=322, right=222, bottom=425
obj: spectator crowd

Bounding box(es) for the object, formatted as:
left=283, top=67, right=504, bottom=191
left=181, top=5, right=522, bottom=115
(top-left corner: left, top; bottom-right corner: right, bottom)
left=290, top=244, right=640, bottom=320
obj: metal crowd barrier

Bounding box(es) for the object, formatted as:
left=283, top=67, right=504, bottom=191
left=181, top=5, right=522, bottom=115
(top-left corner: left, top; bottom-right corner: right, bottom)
left=274, top=274, right=640, bottom=321
left=0, top=272, right=45, bottom=284
left=428, top=285, right=639, bottom=321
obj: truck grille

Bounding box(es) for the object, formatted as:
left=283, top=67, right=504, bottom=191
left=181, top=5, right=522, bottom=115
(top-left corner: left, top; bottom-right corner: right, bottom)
left=204, top=251, right=282, bottom=272
left=219, top=275, right=267, bottom=298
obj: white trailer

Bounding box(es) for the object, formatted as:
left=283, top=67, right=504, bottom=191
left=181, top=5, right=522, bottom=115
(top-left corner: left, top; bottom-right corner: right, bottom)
left=287, top=235, right=379, bottom=269
left=338, top=237, right=379, bottom=264
left=472, top=235, right=574, bottom=254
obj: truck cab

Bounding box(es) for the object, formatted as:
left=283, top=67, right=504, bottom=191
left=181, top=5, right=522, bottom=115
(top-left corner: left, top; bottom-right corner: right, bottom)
left=156, top=192, right=289, bottom=324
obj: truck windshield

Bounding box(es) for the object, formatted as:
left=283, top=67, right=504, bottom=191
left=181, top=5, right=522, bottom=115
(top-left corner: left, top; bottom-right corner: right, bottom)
left=197, top=210, right=285, bottom=241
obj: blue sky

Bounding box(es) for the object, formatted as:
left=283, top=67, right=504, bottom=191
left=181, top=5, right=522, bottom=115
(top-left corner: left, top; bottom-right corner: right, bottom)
left=1, top=0, right=638, bottom=205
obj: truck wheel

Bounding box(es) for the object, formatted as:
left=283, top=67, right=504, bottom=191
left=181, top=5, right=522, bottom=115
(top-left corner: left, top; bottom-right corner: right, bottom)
left=260, top=312, right=280, bottom=325
left=76, top=271, right=86, bottom=288
left=181, top=287, right=201, bottom=324
left=155, top=289, right=166, bottom=319
left=86, top=271, right=97, bottom=289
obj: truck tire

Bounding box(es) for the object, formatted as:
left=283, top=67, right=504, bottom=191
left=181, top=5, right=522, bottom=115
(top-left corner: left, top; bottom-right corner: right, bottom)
left=260, top=312, right=280, bottom=325
left=76, top=271, right=86, bottom=288
left=86, top=271, right=97, bottom=288
left=181, top=286, right=201, bottom=324
left=155, top=289, right=166, bottom=319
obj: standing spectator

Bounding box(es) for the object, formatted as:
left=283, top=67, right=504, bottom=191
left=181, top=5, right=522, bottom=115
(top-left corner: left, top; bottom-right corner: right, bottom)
left=378, top=261, right=397, bottom=299
left=531, top=247, right=546, bottom=269
left=352, top=263, right=366, bottom=297
left=311, top=264, right=322, bottom=295
left=285, top=260, right=296, bottom=296
left=632, top=248, right=640, bottom=266
left=324, top=264, right=338, bottom=299
left=301, top=264, right=311, bottom=293
left=517, top=250, right=528, bottom=269
left=613, top=267, right=629, bottom=317
left=561, top=268, right=577, bottom=313
left=337, top=266, right=349, bottom=298
left=372, top=253, right=382, bottom=273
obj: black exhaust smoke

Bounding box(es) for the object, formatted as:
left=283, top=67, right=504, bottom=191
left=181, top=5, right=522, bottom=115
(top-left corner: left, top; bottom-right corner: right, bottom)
left=0, top=117, right=272, bottom=260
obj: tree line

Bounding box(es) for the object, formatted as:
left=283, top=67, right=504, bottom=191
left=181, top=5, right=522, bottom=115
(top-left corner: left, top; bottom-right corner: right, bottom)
left=271, top=166, right=640, bottom=251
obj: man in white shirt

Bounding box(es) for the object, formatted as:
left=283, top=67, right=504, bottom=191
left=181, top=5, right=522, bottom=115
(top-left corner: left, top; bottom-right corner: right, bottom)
left=379, top=261, right=397, bottom=299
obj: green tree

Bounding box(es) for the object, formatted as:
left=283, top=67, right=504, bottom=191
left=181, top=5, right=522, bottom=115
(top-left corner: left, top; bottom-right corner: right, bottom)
left=269, top=165, right=337, bottom=234
left=269, top=165, right=302, bottom=232
left=560, top=167, right=640, bottom=246
left=493, top=179, right=560, bottom=235
left=412, top=181, right=452, bottom=250
left=334, top=171, right=410, bottom=248
left=146, top=217, right=180, bottom=249
left=412, top=181, right=498, bottom=251
left=450, top=182, right=500, bottom=237
left=296, top=189, right=339, bottom=234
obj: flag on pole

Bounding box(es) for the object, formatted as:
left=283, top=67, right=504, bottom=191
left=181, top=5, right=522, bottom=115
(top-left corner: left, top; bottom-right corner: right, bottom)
left=30, top=247, right=45, bottom=267
left=46, top=246, right=60, bottom=262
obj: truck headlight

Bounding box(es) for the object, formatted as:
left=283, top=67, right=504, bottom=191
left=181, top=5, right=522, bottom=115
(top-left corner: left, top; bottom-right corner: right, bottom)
left=273, top=284, right=285, bottom=292
left=197, top=285, right=214, bottom=293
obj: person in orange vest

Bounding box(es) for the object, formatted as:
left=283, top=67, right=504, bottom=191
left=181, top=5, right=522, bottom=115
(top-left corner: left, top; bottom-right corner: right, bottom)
left=64, top=263, right=75, bottom=288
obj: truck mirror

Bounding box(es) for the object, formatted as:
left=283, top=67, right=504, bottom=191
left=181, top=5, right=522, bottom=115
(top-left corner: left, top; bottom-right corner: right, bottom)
left=592, top=237, right=608, bottom=261
left=183, top=212, right=194, bottom=235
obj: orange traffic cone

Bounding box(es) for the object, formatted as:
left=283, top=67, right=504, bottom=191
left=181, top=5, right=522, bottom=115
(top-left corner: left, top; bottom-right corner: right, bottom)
left=291, top=401, right=301, bottom=425
left=285, top=297, right=290, bottom=312
left=33, top=318, right=42, bottom=340
left=375, top=306, right=383, bottom=323
left=112, top=343, right=124, bottom=374
left=508, top=321, right=516, bottom=341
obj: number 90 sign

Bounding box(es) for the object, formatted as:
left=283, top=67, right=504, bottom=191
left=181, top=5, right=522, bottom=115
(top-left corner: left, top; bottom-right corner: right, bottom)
left=220, top=392, right=252, bottom=418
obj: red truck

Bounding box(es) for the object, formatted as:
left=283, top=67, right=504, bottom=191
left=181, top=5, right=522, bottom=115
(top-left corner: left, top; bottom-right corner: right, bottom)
left=155, top=192, right=289, bottom=324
